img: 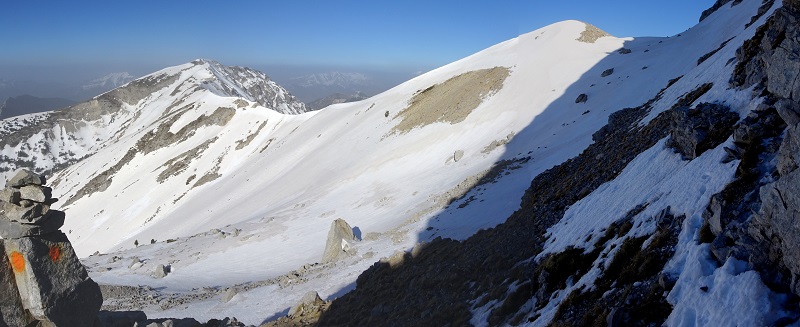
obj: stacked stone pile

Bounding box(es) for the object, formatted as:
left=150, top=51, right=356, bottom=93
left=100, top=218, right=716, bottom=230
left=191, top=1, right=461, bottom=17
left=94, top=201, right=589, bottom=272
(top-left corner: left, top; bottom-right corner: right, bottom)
left=0, top=169, right=102, bottom=327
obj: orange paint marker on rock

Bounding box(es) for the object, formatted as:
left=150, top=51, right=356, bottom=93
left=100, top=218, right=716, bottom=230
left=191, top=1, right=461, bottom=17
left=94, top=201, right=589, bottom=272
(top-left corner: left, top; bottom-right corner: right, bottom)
left=49, top=246, right=61, bottom=262
left=10, top=251, right=25, bottom=273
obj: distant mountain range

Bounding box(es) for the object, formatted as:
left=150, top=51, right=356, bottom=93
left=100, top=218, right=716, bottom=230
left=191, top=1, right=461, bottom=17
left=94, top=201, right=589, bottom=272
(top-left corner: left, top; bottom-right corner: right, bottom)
left=0, top=72, right=139, bottom=107
left=283, top=71, right=385, bottom=102
left=307, top=91, right=370, bottom=110
left=0, top=95, right=75, bottom=119
left=81, top=72, right=135, bottom=91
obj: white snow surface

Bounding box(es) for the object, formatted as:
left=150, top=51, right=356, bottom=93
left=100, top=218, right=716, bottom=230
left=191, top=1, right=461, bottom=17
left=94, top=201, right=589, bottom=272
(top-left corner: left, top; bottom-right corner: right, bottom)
left=21, top=0, right=789, bottom=324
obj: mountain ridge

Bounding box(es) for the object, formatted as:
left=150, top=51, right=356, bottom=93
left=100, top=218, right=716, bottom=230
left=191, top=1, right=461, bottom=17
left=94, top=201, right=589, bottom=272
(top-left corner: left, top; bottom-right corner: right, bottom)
left=0, top=59, right=308, bottom=184
left=2, top=0, right=799, bottom=325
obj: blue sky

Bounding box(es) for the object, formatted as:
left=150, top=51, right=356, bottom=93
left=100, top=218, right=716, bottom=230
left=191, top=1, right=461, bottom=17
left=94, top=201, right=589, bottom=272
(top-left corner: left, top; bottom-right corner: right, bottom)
left=0, top=1, right=714, bottom=82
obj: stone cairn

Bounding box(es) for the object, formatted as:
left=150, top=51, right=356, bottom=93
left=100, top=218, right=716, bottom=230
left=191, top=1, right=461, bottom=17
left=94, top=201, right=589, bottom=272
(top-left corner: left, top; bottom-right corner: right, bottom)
left=0, top=169, right=102, bottom=326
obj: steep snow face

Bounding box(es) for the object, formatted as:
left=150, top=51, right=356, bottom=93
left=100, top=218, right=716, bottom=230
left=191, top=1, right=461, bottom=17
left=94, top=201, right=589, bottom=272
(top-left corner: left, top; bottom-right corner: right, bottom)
left=0, top=60, right=307, bottom=184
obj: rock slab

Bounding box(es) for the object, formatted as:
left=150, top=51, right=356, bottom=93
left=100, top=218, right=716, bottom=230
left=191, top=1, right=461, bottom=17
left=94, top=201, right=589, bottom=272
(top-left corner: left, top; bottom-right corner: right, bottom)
left=322, top=219, right=357, bottom=263
left=0, top=240, right=37, bottom=327
left=4, top=231, right=103, bottom=326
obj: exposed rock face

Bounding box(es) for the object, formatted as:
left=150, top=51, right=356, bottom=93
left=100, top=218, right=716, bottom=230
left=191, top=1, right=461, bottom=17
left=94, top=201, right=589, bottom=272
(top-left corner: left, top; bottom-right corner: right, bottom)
left=197, top=59, right=308, bottom=115
left=576, top=23, right=610, bottom=43
left=575, top=93, right=588, bottom=103
left=96, top=311, right=246, bottom=327
left=703, top=0, right=800, bottom=300
left=0, top=169, right=102, bottom=326
left=4, top=232, right=102, bottom=326
left=699, top=0, right=741, bottom=22
left=264, top=291, right=330, bottom=327
left=665, top=102, right=739, bottom=160
left=321, top=219, right=357, bottom=264
left=0, top=241, right=36, bottom=327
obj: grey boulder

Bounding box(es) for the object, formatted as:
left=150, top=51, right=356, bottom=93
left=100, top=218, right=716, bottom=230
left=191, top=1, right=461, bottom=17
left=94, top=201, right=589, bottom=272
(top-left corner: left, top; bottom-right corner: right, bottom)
left=1, top=201, right=49, bottom=223
left=3, top=231, right=102, bottom=327
left=18, top=185, right=51, bottom=203
left=0, top=210, right=65, bottom=239
left=289, top=291, right=324, bottom=317
left=6, top=169, right=45, bottom=188
left=0, top=188, right=21, bottom=204
left=322, top=219, right=357, bottom=263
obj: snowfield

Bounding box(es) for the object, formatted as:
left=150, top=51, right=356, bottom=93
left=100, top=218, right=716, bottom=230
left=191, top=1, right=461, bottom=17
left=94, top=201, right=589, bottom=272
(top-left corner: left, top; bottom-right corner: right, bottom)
left=0, top=0, right=792, bottom=325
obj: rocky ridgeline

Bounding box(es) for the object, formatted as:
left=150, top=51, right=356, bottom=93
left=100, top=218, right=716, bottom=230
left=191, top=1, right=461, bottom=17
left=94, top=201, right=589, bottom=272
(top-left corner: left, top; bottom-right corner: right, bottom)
left=0, top=169, right=103, bottom=326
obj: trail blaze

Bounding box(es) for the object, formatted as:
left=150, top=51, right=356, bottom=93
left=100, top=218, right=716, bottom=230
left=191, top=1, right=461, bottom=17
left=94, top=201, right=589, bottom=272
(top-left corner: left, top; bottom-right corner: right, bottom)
left=49, top=246, right=61, bottom=262
left=10, top=251, right=25, bottom=273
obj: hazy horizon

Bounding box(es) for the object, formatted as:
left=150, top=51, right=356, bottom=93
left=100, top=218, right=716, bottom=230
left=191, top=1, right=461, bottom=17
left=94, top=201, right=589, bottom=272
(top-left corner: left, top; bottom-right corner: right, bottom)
left=1, top=1, right=715, bottom=101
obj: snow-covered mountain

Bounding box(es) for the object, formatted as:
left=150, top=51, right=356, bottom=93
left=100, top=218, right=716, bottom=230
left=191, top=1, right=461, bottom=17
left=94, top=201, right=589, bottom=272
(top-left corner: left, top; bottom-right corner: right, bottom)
left=0, top=59, right=307, bottom=183
left=2, top=0, right=800, bottom=325
left=82, top=72, right=136, bottom=91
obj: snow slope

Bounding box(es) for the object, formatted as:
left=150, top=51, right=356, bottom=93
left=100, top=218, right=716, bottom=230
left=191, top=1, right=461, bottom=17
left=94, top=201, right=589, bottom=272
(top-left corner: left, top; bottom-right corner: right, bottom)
left=62, top=19, right=647, bottom=323
left=3, top=0, right=788, bottom=325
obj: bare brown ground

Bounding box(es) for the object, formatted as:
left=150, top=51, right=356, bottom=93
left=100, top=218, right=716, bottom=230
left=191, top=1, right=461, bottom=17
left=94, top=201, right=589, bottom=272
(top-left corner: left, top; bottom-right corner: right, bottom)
left=391, top=67, right=510, bottom=134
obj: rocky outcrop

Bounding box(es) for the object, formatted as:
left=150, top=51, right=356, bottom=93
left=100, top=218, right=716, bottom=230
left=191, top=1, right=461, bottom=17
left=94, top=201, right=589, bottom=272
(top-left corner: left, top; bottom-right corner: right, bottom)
left=748, top=119, right=800, bottom=295
left=699, top=0, right=742, bottom=22
left=97, top=311, right=247, bottom=327
left=263, top=291, right=330, bottom=327
left=288, top=291, right=325, bottom=317
left=0, top=169, right=102, bottom=326
left=576, top=23, right=610, bottom=43
left=321, top=219, right=357, bottom=264
left=665, top=102, right=739, bottom=159
left=703, top=0, right=800, bottom=302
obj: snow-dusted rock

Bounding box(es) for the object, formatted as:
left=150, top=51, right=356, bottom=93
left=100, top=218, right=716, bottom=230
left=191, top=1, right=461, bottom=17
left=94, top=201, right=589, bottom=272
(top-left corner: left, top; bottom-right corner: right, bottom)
left=288, top=291, right=324, bottom=317
left=665, top=102, right=739, bottom=160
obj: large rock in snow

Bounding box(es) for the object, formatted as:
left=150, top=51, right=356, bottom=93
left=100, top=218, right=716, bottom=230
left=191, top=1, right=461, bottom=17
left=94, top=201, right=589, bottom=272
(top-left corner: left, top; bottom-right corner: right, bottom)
left=321, top=219, right=358, bottom=263
left=666, top=102, right=739, bottom=160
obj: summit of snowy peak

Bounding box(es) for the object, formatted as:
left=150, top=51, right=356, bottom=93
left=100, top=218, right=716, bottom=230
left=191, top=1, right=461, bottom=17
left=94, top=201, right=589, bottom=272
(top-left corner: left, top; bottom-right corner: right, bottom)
left=517, top=19, right=614, bottom=44
left=187, top=59, right=308, bottom=114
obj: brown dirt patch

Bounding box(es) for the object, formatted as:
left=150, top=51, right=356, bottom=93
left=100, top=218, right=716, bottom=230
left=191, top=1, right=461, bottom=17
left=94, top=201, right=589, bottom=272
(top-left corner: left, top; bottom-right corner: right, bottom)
left=577, top=23, right=611, bottom=43
left=391, top=67, right=510, bottom=134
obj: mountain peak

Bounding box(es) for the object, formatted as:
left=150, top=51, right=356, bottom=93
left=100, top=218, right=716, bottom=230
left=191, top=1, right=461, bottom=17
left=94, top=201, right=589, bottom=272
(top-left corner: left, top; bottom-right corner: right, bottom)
left=186, top=59, right=308, bottom=114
